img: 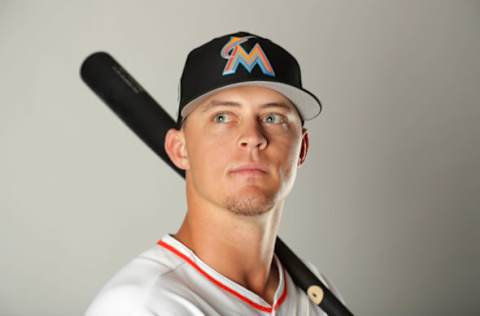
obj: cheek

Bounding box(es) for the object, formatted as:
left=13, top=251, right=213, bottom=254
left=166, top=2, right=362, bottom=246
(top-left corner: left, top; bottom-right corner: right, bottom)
left=187, top=134, right=233, bottom=176
left=276, top=137, right=303, bottom=177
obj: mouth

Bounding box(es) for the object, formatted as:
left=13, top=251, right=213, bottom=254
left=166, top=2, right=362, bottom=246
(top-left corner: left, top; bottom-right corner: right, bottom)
left=229, top=164, right=268, bottom=176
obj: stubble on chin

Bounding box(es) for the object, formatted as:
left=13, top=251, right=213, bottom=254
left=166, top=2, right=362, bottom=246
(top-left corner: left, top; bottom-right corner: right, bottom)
left=223, top=193, right=275, bottom=217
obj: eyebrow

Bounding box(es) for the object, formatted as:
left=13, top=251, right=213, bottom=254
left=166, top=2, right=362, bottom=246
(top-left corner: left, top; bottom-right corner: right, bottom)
left=201, top=99, right=295, bottom=112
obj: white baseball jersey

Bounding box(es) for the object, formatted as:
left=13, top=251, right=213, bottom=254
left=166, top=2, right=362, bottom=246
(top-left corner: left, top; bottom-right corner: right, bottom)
left=85, top=234, right=342, bottom=316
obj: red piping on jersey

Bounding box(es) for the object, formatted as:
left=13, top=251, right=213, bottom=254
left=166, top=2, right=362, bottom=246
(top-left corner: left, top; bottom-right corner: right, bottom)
left=157, top=240, right=288, bottom=313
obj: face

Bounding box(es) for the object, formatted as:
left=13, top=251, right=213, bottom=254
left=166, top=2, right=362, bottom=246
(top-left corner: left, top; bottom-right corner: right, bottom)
left=168, top=85, right=309, bottom=217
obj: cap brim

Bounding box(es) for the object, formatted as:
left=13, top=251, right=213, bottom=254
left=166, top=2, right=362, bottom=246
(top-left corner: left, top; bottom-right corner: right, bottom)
left=180, top=81, right=322, bottom=122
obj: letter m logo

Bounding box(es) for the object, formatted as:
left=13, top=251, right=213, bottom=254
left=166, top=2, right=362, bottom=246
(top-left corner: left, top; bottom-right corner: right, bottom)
left=221, top=36, right=275, bottom=77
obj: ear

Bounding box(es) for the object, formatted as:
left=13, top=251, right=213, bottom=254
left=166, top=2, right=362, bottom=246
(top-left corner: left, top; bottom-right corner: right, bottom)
left=164, top=128, right=190, bottom=170
left=297, top=128, right=309, bottom=167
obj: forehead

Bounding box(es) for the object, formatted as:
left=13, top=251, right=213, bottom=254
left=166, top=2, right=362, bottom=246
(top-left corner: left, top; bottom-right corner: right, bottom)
left=187, top=85, right=299, bottom=115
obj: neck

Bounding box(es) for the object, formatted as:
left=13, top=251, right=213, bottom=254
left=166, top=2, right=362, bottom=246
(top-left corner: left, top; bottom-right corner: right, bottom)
left=174, top=180, right=284, bottom=304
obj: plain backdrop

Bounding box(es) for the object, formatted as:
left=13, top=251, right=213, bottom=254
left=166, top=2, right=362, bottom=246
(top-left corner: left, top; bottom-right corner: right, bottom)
left=1, top=1, right=479, bottom=315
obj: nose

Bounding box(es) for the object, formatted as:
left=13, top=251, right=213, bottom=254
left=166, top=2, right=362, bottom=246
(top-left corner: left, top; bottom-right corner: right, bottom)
left=238, top=118, right=268, bottom=151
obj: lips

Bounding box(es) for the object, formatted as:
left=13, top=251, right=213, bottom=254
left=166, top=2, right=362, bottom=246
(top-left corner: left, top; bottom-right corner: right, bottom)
left=229, top=164, right=268, bottom=175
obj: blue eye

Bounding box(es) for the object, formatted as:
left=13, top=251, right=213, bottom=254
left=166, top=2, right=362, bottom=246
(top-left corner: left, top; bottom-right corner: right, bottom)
left=264, top=113, right=284, bottom=124
left=213, top=113, right=231, bottom=123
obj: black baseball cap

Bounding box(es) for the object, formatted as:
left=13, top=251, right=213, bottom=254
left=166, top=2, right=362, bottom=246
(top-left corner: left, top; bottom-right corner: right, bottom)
left=177, top=31, right=322, bottom=125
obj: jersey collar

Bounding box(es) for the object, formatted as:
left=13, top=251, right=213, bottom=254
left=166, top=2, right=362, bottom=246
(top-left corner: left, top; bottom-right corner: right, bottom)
left=157, top=234, right=288, bottom=313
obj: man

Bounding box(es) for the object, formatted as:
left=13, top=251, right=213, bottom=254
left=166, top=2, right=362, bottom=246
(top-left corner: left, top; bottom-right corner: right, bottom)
left=86, top=31, right=340, bottom=315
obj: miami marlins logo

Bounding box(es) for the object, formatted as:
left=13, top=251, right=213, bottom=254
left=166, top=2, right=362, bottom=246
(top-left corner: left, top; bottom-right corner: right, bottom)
left=221, top=36, right=275, bottom=77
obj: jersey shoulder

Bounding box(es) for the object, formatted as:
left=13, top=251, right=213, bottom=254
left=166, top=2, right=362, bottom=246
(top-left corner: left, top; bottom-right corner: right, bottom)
left=84, top=245, right=197, bottom=316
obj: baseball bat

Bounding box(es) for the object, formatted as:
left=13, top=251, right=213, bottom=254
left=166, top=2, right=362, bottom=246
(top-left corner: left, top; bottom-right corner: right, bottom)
left=80, top=51, right=353, bottom=316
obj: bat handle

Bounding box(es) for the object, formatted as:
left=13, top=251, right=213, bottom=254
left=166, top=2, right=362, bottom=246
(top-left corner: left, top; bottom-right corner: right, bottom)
left=275, top=237, right=354, bottom=316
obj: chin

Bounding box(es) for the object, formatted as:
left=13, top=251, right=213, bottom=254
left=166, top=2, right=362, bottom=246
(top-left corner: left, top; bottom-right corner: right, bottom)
left=223, top=189, right=277, bottom=217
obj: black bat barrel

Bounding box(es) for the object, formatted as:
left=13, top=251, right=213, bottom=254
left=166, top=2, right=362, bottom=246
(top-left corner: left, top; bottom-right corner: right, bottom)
left=80, top=52, right=185, bottom=178
left=80, top=52, right=353, bottom=316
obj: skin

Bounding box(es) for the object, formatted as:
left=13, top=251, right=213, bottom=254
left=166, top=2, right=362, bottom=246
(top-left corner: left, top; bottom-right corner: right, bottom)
left=164, top=85, right=309, bottom=305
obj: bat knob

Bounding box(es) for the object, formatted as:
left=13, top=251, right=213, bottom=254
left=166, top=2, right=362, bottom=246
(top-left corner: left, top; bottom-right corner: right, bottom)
left=307, top=285, right=325, bottom=305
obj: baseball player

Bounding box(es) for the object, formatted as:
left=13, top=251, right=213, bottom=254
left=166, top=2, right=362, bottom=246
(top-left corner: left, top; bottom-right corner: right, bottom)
left=85, top=31, right=341, bottom=316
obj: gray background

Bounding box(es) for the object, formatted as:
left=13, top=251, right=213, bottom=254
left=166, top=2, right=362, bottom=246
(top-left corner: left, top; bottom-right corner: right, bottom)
left=1, top=0, right=479, bottom=315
